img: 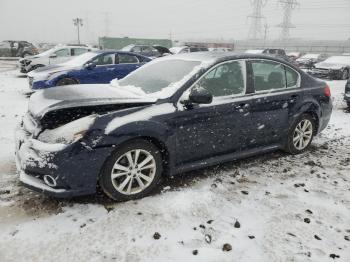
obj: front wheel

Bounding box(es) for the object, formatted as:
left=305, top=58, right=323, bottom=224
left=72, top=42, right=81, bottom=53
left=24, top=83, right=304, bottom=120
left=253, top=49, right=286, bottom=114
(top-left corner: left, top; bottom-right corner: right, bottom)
left=285, top=114, right=315, bottom=154
left=56, top=78, right=78, bottom=86
left=99, top=139, right=163, bottom=201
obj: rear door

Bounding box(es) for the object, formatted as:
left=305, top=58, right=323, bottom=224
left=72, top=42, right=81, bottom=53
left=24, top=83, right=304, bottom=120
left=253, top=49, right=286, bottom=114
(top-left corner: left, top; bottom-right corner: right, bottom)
left=247, top=59, right=302, bottom=147
left=175, top=60, right=255, bottom=164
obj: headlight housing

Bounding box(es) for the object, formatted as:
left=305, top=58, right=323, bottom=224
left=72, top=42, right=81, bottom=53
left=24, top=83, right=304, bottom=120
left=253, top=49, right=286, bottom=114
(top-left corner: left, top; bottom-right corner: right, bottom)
left=38, top=115, right=97, bottom=144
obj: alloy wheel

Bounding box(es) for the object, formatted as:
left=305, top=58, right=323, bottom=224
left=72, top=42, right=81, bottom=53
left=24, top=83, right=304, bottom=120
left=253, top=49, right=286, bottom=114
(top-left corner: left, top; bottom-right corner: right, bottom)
left=293, top=119, right=313, bottom=150
left=110, top=149, right=156, bottom=195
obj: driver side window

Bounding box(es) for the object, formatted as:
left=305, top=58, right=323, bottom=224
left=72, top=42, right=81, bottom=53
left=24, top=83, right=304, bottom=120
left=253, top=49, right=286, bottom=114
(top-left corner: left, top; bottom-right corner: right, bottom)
left=91, top=54, right=114, bottom=66
left=195, top=60, right=246, bottom=97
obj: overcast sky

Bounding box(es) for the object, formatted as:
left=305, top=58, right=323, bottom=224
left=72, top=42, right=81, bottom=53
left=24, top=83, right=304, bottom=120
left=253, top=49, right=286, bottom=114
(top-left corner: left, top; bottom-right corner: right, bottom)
left=0, top=0, right=349, bottom=44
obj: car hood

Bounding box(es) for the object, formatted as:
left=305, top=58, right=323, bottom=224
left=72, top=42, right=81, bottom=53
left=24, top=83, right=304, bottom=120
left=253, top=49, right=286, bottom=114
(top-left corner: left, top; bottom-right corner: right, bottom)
left=314, top=63, right=343, bottom=70
left=28, top=84, right=157, bottom=119
left=28, top=64, right=80, bottom=80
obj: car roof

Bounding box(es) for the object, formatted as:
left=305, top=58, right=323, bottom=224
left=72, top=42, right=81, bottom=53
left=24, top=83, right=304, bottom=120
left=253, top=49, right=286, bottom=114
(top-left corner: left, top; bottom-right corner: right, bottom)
left=162, top=51, right=292, bottom=64
left=90, top=50, right=151, bottom=59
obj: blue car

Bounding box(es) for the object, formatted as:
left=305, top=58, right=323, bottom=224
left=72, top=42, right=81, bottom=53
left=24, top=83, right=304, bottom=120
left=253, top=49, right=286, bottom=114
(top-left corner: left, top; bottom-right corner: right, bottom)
left=27, top=51, right=151, bottom=90
left=16, top=53, right=332, bottom=201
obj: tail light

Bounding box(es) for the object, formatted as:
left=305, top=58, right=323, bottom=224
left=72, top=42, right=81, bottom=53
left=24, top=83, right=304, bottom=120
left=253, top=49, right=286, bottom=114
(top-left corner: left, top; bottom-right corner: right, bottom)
left=324, top=84, right=331, bottom=97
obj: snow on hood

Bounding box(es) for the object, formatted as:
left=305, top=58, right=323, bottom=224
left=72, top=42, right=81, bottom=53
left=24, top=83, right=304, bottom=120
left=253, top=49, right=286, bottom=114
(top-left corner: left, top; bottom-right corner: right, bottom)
left=27, top=64, right=79, bottom=81
left=28, top=84, right=157, bottom=118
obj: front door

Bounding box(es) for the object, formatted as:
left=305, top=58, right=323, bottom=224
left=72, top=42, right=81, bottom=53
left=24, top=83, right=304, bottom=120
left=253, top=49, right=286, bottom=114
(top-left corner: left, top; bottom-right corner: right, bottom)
left=175, top=60, right=254, bottom=165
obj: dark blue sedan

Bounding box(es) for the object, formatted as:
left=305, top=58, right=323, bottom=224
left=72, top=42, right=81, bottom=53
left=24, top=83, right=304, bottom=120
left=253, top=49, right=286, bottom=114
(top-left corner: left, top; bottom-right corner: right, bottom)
left=16, top=52, right=332, bottom=201
left=27, top=51, right=151, bottom=90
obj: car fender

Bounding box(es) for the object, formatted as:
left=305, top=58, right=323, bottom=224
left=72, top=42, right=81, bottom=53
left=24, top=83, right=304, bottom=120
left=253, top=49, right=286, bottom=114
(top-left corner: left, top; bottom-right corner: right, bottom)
left=289, top=97, right=321, bottom=128
left=89, top=119, right=176, bottom=175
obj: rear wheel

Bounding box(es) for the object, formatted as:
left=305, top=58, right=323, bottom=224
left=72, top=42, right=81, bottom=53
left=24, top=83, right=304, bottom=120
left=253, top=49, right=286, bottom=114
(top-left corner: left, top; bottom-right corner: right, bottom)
left=285, top=114, right=315, bottom=154
left=99, top=139, right=163, bottom=201
left=56, top=78, right=78, bottom=86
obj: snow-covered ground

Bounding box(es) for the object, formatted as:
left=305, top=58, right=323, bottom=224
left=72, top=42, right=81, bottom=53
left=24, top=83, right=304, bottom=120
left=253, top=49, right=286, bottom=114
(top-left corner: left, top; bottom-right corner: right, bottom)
left=0, top=62, right=349, bottom=262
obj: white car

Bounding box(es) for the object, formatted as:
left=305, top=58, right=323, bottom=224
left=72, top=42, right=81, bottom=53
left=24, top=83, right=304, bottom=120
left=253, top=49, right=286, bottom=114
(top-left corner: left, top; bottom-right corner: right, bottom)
left=19, top=45, right=97, bottom=73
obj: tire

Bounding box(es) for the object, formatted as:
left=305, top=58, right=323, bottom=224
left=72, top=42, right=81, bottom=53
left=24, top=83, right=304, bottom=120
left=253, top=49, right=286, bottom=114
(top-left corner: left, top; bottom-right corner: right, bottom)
left=99, top=139, right=163, bottom=201
left=342, top=69, right=349, bottom=80
left=285, top=114, right=316, bottom=154
left=56, top=78, right=78, bottom=86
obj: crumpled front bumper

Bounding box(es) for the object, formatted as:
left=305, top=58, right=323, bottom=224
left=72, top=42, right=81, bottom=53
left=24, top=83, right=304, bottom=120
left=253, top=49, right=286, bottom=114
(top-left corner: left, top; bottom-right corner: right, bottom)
left=15, top=116, right=113, bottom=198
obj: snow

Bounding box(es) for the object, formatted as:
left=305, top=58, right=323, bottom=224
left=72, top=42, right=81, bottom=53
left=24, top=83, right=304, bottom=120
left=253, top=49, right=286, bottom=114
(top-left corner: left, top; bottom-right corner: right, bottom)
left=0, top=62, right=349, bottom=262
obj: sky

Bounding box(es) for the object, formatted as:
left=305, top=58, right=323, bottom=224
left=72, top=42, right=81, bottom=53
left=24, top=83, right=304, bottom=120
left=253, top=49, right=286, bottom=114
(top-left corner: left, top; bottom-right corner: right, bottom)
left=0, top=0, right=349, bottom=44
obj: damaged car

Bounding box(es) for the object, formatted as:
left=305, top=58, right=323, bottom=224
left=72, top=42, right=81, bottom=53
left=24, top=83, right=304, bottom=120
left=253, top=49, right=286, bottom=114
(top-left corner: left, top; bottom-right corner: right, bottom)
left=295, top=53, right=328, bottom=69
left=15, top=53, right=332, bottom=201
left=27, top=51, right=151, bottom=90
left=19, top=44, right=96, bottom=73
left=308, top=56, right=350, bottom=80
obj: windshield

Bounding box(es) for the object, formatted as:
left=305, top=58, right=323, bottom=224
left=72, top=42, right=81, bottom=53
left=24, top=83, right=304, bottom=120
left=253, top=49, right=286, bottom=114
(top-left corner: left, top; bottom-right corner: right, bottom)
left=63, top=52, right=97, bottom=66
left=300, top=54, right=319, bottom=59
left=117, top=59, right=201, bottom=97
left=322, top=56, right=350, bottom=65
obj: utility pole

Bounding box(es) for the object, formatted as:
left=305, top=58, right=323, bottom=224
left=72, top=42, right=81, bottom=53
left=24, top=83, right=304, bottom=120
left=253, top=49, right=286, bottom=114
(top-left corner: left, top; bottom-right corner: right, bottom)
left=263, top=23, right=269, bottom=47
left=277, top=0, right=299, bottom=41
left=247, top=0, right=267, bottom=40
left=73, top=18, right=83, bottom=44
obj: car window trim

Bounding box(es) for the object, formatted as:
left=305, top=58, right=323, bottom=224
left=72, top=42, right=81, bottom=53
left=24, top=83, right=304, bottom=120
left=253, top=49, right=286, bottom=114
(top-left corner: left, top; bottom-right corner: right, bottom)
left=178, top=59, right=248, bottom=104
left=248, top=58, right=301, bottom=94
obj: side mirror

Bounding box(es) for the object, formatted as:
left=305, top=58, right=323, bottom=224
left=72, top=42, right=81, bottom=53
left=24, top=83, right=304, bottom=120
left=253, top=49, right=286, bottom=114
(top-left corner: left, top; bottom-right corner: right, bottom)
left=49, top=54, right=57, bottom=58
left=85, top=62, right=96, bottom=70
left=187, top=87, right=213, bottom=105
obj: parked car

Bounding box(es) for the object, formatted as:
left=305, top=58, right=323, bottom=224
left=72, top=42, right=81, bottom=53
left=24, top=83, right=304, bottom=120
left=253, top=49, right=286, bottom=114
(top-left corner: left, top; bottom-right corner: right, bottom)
left=308, top=56, right=350, bottom=80
left=246, top=49, right=289, bottom=61
left=121, top=44, right=163, bottom=58
left=209, top=47, right=233, bottom=52
left=287, top=52, right=304, bottom=60
left=262, top=49, right=289, bottom=61
left=19, top=45, right=96, bottom=73
left=345, top=79, right=350, bottom=109
left=169, top=46, right=209, bottom=54
left=295, top=53, right=328, bottom=69
left=15, top=53, right=332, bottom=200
left=0, top=40, right=38, bottom=57
left=152, top=45, right=173, bottom=56
left=27, top=51, right=151, bottom=90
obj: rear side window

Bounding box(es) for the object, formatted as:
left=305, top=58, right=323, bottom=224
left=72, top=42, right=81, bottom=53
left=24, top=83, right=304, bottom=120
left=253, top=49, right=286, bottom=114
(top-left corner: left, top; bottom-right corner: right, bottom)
left=118, top=54, right=139, bottom=64
left=252, top=60, right=286, bottom=91
left=285, top=66, right=299, bottom=88
left=196, top=60, right=246, bottom=97
left=92, top=54, right=114, bottom=65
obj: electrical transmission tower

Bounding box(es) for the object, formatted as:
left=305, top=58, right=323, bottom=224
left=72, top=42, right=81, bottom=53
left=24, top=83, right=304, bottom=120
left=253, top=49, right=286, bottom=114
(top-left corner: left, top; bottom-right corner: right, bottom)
left=277, top=0, right=299, bottom=40
left=247, top=0, right=267, bottom=40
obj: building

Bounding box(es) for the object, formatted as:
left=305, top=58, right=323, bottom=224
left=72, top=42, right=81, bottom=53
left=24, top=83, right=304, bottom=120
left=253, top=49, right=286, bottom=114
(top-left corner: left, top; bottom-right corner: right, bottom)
left=98, top=37, right=172, bottom=50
